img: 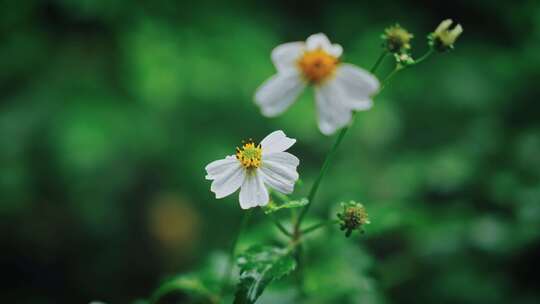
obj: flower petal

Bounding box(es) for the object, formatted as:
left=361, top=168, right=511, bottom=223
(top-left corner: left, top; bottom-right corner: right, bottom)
left=205, top=155, right=238, bottom=179
left=261, top=162, right=299, bottom=184
left=254, top=71, right=306, bottom=117
left=262, top=151, right=300, bottom=168
left=209, top=162, right=245, bottom=199
left=259, top=168, right=294, bottom=194
left=239, top=172, right=269, bottom=209
left=315, top=82, right=353, bottom=135
left=306, top=33, right=342, bottom=57
left=271, top=42, right=305, bottom=72
left=260, top=152, right=299, bottom=194
left=260, top=130, right=296, bottom=155
left=335, top=64, right=380, bottom=98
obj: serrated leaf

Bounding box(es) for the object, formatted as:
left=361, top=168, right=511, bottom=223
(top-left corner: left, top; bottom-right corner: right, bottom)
left=263, top=198, right=308, bottom=214
left=233, top=246, right=296, bottom=304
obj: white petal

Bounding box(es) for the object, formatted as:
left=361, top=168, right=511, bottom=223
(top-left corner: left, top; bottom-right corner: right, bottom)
left=259, top=168, right=294, bottom=194
left=260, top=152, right=299, bottom=194
left=306, top=33, right=342, bottom=57
left=271, top=42, right=305, bottom=72
left=254, top=71, right=306, bottom=117
left=327, top=43, right=343, bottom=58
left=209, top=162, right=245, bottom=199
left=306, top=33, right=331, bottom=50
left=260, top=130, right=296, bottom=155
left=205, top=155, right=237, bottom=179
left=335, top=64, right=380, bottom=97
left=315, top=81, right=353, bottom=135
left=239, top=172, right=269, bottom=209
left=261, top=153, right=299, bottom=182
left=262, top=151, right=300, bottom=167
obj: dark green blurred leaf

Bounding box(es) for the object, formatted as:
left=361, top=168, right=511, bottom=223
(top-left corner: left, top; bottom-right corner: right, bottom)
left=150, top=274, right=219, bottom=304
left=234, top=245, right=296, bottom=304
left=149, top=253, right=227, bottom=304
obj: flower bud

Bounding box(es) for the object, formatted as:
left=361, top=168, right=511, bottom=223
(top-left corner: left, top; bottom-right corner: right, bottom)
left=394, top=52, right=415, bottom=67
left=337, top=201, right=370, bottom=237
left=382, top=24, right=414, bottom=53
left=429, top=19, right=463, bottom=52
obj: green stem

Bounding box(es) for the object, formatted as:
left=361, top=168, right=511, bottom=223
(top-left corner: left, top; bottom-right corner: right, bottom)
left=294, top=51, right=388, bottom=233
left=380, top=67, right=401, bottom=89
left=371, top=51, right=389, bottom=73
left=269, top=214, right=293, bottom=238
left=294, top=126, right=349, bottom=231
left=381, top=49, right=435, bottom=89
left=221, top=210, right=252, bottom=295
left=294, top=243, right=306, bottom=298
left=414, top=48, right=435, bottom=65
left=302, top=219, right=340, bottom=235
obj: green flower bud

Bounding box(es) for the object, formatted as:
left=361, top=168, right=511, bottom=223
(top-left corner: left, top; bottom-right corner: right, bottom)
left=394, top=52, right=415, bottom=67
left=382, top=24, right=414, bottom=53
left=337, top=201, right=370, bottom=237
left=429, top=19, right=463, bottom=52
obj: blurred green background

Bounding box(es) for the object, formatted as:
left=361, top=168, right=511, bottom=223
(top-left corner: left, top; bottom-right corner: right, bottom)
left=1, top=0, right=540, bottom=303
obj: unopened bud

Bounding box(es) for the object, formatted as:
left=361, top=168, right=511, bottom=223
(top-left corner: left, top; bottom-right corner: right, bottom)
left=394, top=52, right=415, bottom=67
left=382, top=24, right=414, bottom=53
left=429, top=19, right=463, bottom=52
left=337, top=201, right=370, bottom=237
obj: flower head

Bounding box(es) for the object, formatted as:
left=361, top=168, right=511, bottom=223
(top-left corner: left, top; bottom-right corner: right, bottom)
left=429, top=19, right=463, bottom=52
left=337, top=201, right=370, bottom=237
left=394, top=52, right=415, bottom=67
left=205, top=130, right=300, bottom=209
left=382, top=24, right=414, bottom=53
left=255, top=33, right=380, bottom=135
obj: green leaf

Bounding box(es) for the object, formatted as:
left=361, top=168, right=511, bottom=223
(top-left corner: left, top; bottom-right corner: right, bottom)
left=263, top=198, right=308, bottom=214
left=233, top=246, right=296, bottom=304
left=148, top=252, right=227, bottom=304
left=150, top=274, right=219, bottom=304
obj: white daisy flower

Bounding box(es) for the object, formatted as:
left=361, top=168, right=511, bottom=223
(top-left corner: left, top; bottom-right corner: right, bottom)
left=255, top=33, right=380, bottom=135
left=205, top=130, right=300, bottom=209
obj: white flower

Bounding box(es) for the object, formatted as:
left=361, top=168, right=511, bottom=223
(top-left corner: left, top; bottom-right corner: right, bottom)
left=205, top=130, right=299, bottom=209
left=255, top=33, right=380, bottom=135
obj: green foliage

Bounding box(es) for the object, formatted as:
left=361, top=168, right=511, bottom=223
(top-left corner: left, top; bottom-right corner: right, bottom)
left=234, top=246, right=297, bottom=304
left=1, top=1, right=540, bottom=304
left=150, top=275, right=218, bottom=304
left=263, top=198, right=309, bottom=215
left=149, top=253, right=226, bottom=304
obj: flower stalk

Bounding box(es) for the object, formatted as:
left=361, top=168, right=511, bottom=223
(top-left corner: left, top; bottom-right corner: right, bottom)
left=301, top=219, right=340, bottom=235
left=293, top=50, right=389, bottom=236
left=269, top=213, right=293, bottom=238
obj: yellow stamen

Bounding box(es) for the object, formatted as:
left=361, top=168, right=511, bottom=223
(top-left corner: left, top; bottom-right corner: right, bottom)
left=235, top=140, right=262, bottom=169
left=297, top=49, right=339, bottom=84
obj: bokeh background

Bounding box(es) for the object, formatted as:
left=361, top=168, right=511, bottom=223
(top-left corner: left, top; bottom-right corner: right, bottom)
left=1, top=0, right=540, bottom=303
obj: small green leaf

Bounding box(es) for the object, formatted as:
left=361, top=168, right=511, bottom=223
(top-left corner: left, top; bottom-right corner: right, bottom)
left=263, top=198, right=308, bottom=214
left=150, top=274, right=219, bottom=304
left=233, top=246, right=296, bottom=304
left=148, top=252, right=226, bottom=304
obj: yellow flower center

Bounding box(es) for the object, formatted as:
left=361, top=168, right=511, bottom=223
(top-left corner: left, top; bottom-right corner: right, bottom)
left=236, top=141, right=262, bottom=169
left=297, top=49, right=339, bottom=84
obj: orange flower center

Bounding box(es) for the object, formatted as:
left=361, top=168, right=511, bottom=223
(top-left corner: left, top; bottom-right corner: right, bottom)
left=297, top=49, right=339, bottom=84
